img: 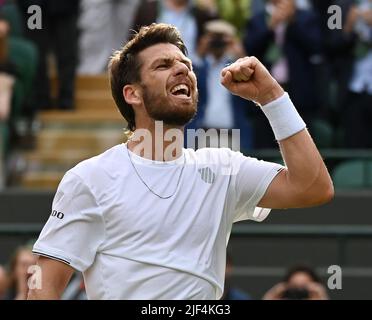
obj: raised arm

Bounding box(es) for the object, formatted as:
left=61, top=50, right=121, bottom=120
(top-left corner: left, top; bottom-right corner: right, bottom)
left=27, top=256, right=74, bottom=300
left=221, top=56, right=334, bottom=209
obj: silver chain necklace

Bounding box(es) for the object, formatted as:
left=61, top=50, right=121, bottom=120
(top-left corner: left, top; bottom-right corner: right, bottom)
left=126, top=144, right=186, bottom=199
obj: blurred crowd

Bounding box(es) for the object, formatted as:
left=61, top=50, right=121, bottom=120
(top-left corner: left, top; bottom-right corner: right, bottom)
left=0, top=0, right=366, bottom=299
left=0, top=242, right=87, bottom=300
left=0, top=244, right=328, bottom=300
left=0, top=0, right=371, bottom=178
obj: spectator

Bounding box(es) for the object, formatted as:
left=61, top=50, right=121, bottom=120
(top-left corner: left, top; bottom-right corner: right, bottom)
left=132, top=0, right=218, bottom=61
left=3, top=245, right=37, bottom=300
left=187, top=19, right=253, bottom=151
left=0, top=15, right=15, bottom=122
left=0, top=265, right=9, bottom=299
left=0, top=1, right=39, bottom=154
left=18, top=0, right=80, bottom=111
left=0, top=10, right=16, bottom=186
left=263, top=265, right=329, bottom=300
left=243, top=0, right=322, bottom=148
left=196, top=0, right=253, bottom=38
left=342, top=0, right=372, bottom=148
left=0, top=13, right=15, bottom=170
left=311, top=0, right=356, bottom=144
left=78, top=0, right=139, bottom=74
left=221, top=253, right=251, bottom=300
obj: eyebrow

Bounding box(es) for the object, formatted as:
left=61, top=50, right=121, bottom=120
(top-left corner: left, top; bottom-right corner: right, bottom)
left=150, top=57, right=192, bottom=69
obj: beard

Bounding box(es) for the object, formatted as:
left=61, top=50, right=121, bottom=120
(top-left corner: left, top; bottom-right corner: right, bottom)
left=141, top=83, right=198, bottom=127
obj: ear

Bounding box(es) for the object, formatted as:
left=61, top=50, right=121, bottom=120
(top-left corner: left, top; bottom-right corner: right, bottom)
left=123, top=84, right=142, bottom=106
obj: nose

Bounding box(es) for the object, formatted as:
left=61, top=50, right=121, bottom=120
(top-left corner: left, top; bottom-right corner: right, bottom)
left=173, top=61, right=189, bottom=77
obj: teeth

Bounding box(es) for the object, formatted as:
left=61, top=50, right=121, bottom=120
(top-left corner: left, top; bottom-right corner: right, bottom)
left=171, top=84, right=189, bottom=95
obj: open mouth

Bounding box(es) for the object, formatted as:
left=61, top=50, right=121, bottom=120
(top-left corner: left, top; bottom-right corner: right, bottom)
left=170, top=83, right=191, bottom=99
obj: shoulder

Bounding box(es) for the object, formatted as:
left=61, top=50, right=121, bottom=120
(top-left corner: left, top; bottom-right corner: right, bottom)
left=186, top=147, right=234, bottom=161
left=68, top=144, right=126, bottom=186
left=186, top=148, right=248, bottom=174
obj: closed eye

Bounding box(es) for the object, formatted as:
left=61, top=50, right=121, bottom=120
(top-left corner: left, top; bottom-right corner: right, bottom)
left=184, top=61, right=192, bottom=71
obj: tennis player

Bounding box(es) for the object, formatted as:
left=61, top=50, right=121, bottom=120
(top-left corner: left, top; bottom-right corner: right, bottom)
left=28, top=23, right=334, bottom=300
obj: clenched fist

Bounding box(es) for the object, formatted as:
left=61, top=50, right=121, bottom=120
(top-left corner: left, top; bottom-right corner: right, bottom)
left=220, top=56, right=284, bottom=105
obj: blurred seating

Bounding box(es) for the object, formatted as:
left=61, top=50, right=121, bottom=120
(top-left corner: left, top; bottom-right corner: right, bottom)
left=311, top=119, right=334, bottom=149
left=17, top=75, right=125, bottom=189
left=332, top=160, right=372, bottom=189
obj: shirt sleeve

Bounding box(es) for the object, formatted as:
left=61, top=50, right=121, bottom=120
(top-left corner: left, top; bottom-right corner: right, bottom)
left=33, top=171, right=105, bottom=272
left=230, top=151, right=284, bottom=223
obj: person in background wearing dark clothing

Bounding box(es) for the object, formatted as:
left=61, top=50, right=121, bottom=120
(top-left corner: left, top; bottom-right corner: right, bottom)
left=18, top=0, right=79, bottom=112
left=0, top=1, right=39, bottom=168
left=243, top=0, right=322, bottom=148
left=221, top=253, right=251, bottom=300
left=311, top=0, right=356, bottom=145
left=263, top=265, right=329, bottom=300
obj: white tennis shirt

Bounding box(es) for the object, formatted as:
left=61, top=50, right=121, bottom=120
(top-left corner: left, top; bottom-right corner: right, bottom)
left=33, top=144, right=283, bottom=299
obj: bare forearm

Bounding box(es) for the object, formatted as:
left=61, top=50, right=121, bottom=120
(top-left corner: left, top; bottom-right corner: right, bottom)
left=279, top=129, right=334, bottom=206
left=258, top=87, right=333, bottom=206
left=257, top=90, right=333, bottom=208
left=26, top=257, right=74, bottom=300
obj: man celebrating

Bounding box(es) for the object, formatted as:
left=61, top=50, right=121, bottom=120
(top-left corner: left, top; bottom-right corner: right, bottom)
left=28, top=23, right=333, bottom=300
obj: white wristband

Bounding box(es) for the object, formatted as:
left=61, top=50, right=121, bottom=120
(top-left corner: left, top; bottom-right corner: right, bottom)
left=261, top=92, right=306, bottom=141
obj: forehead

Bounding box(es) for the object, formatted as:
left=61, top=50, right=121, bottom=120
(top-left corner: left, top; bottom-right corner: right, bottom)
left=289, top=272, right=313, bottom=283
left=138, top=43, right=189, bottom=67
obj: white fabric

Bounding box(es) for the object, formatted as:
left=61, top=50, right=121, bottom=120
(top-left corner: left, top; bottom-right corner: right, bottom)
left=33, top=144, right=283, bottom=300
left=261, top=92, right=306, bottom=141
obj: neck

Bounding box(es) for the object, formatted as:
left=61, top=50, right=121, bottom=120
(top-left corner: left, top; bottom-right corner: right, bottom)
left=127, top=121, right=184, bottom=161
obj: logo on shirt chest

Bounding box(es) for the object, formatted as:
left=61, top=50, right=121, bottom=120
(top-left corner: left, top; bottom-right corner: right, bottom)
left=198, top=167, right=216, bottom=184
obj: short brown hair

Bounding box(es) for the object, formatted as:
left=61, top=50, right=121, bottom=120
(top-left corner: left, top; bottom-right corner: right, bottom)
left=109, top=23, right=188, bottom=131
